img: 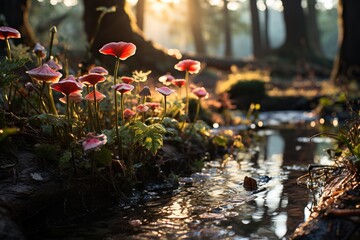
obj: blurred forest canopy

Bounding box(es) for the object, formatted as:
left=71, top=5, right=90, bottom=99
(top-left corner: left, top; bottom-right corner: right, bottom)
left=3, top=0, right=360, bottom=83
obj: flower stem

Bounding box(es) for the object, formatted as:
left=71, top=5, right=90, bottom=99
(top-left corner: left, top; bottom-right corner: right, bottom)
left=39, top=82, right=48, bottom=113
left=184, top=99, right=200, bottom=142
left=47, top=83, right=58, bottom=115
left=161, top=96, right=166, bottom=124
left=66, top=95, right=70, bottom=120
left=5, top=38, right=11, bottom=60
left=113, top=59, right=121, bottom=158
left=93, top=84, right=101, bottom=133
left=184, top=71, right=189, bottom=117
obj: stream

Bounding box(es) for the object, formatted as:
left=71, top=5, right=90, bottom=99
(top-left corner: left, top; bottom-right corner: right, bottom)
left=27, top=125, right=334, bottom=240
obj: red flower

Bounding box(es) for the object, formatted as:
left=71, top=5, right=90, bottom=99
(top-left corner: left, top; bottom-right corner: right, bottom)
left=84, top=90, right=106, bottom=102
left=155, top=86, right=175, bottom=96
left=121, top=76, right=134, bottom=84
left=0, top=26, right=21, bottom=40
left=172, top=79, right=186, bottom=88
left=26, top=64, right=62, bottom=83
left=136, top=104, right=149, bottom=113
left=44, top=59, right=62, bottom=71
left=89, top=66, right=108, bottom=75
left=51, top=75, right=83, bottom=96
left=99, top=42, right=136, bottom=60
left=123, top=108, right=136, bottom=119
left=112, top=83, right=134, bottom=94
left=79, top=73, right=106, bottom=86
left=145, top=102, right=161, bottom=110
left=192, top=87, right=209, bottom=99
left=158, top=73, right=175, bottom=86
left=60, top=92, right=83, bottom=104
left=33, top=43, right=46, bottom=59
left=82, top=133, right=107, bottom=152
left=174, top=59, right=201, bottom=74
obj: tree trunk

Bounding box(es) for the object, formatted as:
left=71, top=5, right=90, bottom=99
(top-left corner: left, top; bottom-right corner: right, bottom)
left=250, top=0, right=263, bottom=58
left=307, top=0, right=322, bottom=56
left=0, top=0, right=36, bottom=57
left=279, top=0, right=309, bottom=60
left=223, top=0, right=233, bottom=58
left=136, top=0, right=145, bottom=31
left=263, top=0, right=270, bottom=52
left=188, top=0, right=206, bottom=55
left=331, top=0, right=360, bottom=84
left=82, top=0, right=176, bottom=74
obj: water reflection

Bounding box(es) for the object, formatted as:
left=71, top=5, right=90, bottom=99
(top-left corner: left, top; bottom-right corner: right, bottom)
left=30, top=129, right=333, bottom=240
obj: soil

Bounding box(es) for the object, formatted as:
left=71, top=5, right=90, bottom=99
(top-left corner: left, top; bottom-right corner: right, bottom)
left=291, top=167, right=360, bottom=239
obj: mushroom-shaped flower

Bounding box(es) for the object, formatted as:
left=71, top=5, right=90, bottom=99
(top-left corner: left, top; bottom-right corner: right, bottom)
left=136, top=104, right=149, bottom=113
left=145, top=102, right=161, bottom=110
left=0, top=26, right=21, bottom=40
left=79, top=73, right=106, bottom=86
left=121, top=76, right=134, bottom=84
left=33, top=43, right=46, bottom=59
left=139, top=86, right=151, bottom=97
left=60, top=92, right=83, bottom=104
left=174, top=59, right=201, bottom=74
left=99, top=42, right=136, bottom=60
left=172, top=79, right=186, bottom=88
left=158, top=73, right=175, bottom=86
left=84, top=90, right=106, bottom=102
left=44, top=59, right=62, bottom=71
left=112, top=83, right=134, bottom=94
left=192, top=87, right=209, bottom=99
left=89, top=66, right=108, bottom=75
left=155, top=86, right=175, bottom=96
left=26, top=64, right=62, bottom=83
left=82, top=133, right=107, bottom=152
left=51, top=75, right=83, bottom=96
left=123, top=108, right=136, bottom=119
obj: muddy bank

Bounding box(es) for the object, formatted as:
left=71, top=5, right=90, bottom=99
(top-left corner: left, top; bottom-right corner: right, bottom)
left=291, top=168, right=360, bottom=239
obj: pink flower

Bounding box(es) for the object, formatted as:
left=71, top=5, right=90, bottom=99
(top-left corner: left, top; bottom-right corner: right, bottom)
left=59, top=92, right=83, bottom=104
left=112, top=83, right=134, bottom=94
left=172, top=79, right=186, bottom=88
left=51, top=75, right=83, bottom=96
left=192, top=87, right=209, bottom=99
left=0, top=26, right=21, bottom=40
left=79, top=73, right=106, bottom=86
left=123, top=108, right=136, bottom=119
left=44, top=59, right=62, bottom=71
left=33, top=43, right=46, bottom=59
left=136, top=104, right=149, bottom=113
left=174, top=59, right=201, bottom=74
left=158, top=74, right=175, bottom=86
left=99, top=42, right=136, bottom=60
left=121, top=76, right=134, bottom=84
left=82, top=133, right=107, bottom=152
left=84, top=90, right=106, bottom=102
left=145, top=102, right=161, bottom=110
left=26, top=64, right=62, bottom=83
left=89, top=66, right=108, bottom=75
left=155, top=86, right=175, bottom=96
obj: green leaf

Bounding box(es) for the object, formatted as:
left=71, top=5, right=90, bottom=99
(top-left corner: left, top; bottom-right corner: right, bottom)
left=0, top=58, right=30, bottom=87
left=93, top=147, right=113, bottom=166
left=0, top=127, right=19, bottom=141
left=212, top=135, right=228, bottom=148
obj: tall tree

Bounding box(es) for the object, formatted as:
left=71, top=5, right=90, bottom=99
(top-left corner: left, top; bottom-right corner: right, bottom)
left=279, top=0, right=309, bottom=60
left=250, top=0, right=263, bottom=58
left=307, top=0, right=322, bottom=56
left=331, top=0, right=360, bottom=84
left=136, top=0, right=145, bottom=31
left=263, top=0, right=270, bottom=52
left=0, top=0, right=35, bottom=56
left=83, top=0, right=176, bottom=73
left=187, top=0, right=206, bottom=55
left=223, top=0, right=233, bottom=58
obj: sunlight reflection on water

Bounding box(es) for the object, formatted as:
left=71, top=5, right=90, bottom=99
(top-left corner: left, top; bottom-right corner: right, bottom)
left=30, top=128, right=334, bottom=240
